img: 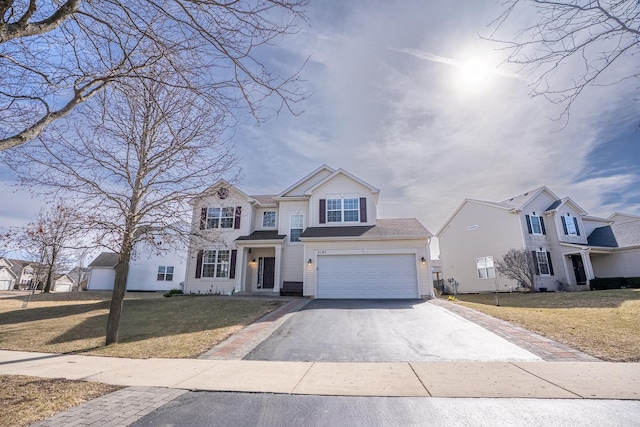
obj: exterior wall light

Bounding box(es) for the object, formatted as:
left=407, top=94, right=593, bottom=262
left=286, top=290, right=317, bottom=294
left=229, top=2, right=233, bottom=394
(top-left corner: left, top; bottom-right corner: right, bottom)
left=421, top=257, right=427, bottom=265
left=307, top=258, right=312, bottom=266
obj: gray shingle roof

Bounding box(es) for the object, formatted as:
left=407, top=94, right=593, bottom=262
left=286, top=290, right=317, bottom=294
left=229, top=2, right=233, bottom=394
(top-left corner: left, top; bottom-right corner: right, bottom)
left=235, top=231, right=287, bottom=241
left=301, top=218, right=431, bottom=239
left=88, top=252, right=119, bottom=268
left=250, top=195, right=277, bottom=205
left=588, top=220, right=640, bottom=248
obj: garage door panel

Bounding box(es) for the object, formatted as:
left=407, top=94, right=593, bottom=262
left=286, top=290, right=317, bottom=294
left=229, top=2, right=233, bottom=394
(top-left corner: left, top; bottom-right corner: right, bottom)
left=317, top=254, right=418, bottom=299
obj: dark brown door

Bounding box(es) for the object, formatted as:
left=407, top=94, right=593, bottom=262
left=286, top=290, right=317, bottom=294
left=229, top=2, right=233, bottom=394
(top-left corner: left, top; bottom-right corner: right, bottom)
left=262, top=257, right=275, bottom=289
left=571, top=255, right=587, bottom=286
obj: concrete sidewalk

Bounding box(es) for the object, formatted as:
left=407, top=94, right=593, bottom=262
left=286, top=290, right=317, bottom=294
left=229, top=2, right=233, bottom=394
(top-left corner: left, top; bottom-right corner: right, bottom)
left=1, top=350, right=638, bottom=400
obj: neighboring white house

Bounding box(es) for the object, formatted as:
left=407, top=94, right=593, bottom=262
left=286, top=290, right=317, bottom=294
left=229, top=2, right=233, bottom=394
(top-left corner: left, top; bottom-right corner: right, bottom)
left=52, top=274, right=75, bottom=292
left=436, top=186, right=640, bottom=293
left=0, top=261, right=18, bottom=291
left=0, top=257, right=44, bottom=290
left=184, top=165, right=433, bottom=299
left=87, top=241, right=187, bottom=292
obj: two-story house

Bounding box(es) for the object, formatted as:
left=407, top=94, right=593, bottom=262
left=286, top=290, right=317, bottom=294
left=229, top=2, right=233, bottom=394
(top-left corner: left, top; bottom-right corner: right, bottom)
left=436, top=187, right=640, bottom=293
left=185, top=165, right=433, bottom=299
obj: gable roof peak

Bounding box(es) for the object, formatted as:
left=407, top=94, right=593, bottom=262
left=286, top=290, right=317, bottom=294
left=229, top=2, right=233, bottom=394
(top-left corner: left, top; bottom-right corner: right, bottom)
left=276, top=164, right=336, bottom=198
left=304, top=167, right=380, bottom=196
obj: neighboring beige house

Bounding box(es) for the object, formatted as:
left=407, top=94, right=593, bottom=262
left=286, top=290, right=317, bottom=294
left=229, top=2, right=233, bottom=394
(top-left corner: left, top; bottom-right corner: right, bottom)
left=185, top=165, right=433, bottom=299
left=53, top=267, right=89, bottom=292
left=52, top=274, right=75, bottom=292
left=0, top=257, right=45, bottom=290
left=436, top=187, right=640, bottom=293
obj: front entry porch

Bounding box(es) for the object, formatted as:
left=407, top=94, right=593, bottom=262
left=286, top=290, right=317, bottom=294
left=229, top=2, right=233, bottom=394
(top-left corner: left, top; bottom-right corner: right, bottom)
left=560, top=248, right=594, bottom=289
left=235, top=231, right=286, bottom=295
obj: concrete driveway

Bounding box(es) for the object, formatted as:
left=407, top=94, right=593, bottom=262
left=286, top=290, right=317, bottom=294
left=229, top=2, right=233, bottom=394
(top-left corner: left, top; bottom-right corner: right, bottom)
left=245, top=299, right=541, bottom=362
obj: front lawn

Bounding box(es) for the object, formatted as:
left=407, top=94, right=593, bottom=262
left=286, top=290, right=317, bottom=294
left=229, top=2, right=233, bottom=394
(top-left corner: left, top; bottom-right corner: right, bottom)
left=0, top=292, right=284, bottom=358
left=453, top=289, right=640, bottom=362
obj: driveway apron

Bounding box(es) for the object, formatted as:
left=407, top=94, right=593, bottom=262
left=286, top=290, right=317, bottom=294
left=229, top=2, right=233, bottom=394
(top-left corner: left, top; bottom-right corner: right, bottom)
left=244, top=299, right=541, bottom=362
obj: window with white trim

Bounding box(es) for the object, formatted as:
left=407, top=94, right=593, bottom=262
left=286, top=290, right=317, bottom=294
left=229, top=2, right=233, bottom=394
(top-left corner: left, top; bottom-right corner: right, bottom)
left=157, top=266, right=174, bottom=281
left=290, top=214, right=304, bottom=243
left=535, top=251, right=550, bottom=275
left=201, top=250, right=230, bottom=278
left=327, top=198, right=359, bottom=223
left=529, top=215, right=543, bottom=234
left=476, top=256, right=495, bottom=279
left=206, top=207, right=235, bottom=229
left=262, top=211, right=276, bottom=228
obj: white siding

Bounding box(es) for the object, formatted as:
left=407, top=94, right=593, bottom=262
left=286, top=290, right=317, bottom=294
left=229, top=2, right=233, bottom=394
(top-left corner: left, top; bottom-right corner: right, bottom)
left=591, top=249, right=640, bottom=278
left=88, top=268, right=116, bottom=290
left=308, top=174, right=376, bottom=227
left=438, top=201, right=522, bottom=293
left=127, top=242, right=187, bottom=292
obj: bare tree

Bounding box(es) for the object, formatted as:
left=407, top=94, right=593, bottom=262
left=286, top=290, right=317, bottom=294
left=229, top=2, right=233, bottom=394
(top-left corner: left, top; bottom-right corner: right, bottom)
left=2, top=74, right=238, bottom=344
left=495, top=248, right=536, bottom=292
left=0, top=0, right=308, bottom=151
left=490, top=1, right=639, bottom=122
left=0, top=204, right=83, bottom=292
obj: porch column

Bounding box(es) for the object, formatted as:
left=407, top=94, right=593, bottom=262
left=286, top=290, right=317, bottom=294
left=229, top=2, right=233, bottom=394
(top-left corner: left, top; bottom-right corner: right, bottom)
left=235, top=247, right=246, bottom=293
left=273, top=245, right=282, bottom=294
left=581, top=251, right=595, bottom=281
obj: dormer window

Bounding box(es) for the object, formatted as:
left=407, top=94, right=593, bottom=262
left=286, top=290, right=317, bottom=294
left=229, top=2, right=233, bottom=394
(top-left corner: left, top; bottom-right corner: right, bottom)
left=327, top=198, right=359, bottom=223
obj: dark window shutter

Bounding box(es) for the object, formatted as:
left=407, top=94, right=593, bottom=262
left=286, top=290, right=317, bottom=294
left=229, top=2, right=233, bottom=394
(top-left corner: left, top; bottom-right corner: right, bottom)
left=561, top=216, right=568, bottom=234
left=547, top=251, right=554, bottom=275
left=234, top=206, right=242, bottom=229
left=359, top=197, right=367, bottom=223
left=573, top=217, right=580, bottom=236
left=195, top=250, right=203, bottom=278
left=319, top=199, right=326, bottom=224
left=540, top=217, right=546, bottom=235
left=200, top=208, right=207, bottom=230
left=531, top=251, right=540, bottom=275
left=525, top=215, right=532, bottom=234
left=229, top=250, right=237, bottom=279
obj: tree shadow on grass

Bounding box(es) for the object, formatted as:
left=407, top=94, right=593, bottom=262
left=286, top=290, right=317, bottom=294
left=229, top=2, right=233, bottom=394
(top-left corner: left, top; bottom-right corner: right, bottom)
left=46, top=297, right=280, bottom=347
left=0, top=301, right=110, bottom=326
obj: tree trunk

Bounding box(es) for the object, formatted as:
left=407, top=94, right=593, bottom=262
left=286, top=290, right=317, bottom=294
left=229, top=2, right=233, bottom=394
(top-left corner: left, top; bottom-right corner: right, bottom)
left=105, top=246, right=132, bottom=345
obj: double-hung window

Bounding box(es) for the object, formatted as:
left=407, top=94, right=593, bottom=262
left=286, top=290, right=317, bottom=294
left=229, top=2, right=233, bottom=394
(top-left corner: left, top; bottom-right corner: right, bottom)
left=263, top=211, right=276, bottom=228
left=206, top=207, right=235, bottom=229
left=535, top=251, right=550, bottom=275
left=529, top=215, right=542, bottom=234
left=290, top=214, right=304, bottom=243
left=327, top=198, right=359, bottom=223
left=562, top=215, right=580, bottom=236
left=476, top=256, right=495, bottom=279
left=157, top=266, right=174, bottom=281
left=201, top=250, right=230, bottom=278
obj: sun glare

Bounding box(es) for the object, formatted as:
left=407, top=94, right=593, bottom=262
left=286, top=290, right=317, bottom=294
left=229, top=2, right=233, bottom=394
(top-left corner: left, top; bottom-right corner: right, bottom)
left=457, top=59, right=490, bottom=91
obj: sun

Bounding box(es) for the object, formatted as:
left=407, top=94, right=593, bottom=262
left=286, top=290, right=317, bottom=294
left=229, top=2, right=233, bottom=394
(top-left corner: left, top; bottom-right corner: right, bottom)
left=457, top=58, right=491, bottom=91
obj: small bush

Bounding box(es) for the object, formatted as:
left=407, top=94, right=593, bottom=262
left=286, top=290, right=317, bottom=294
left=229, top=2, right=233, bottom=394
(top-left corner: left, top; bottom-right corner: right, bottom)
left=163, top=288, right=183, bottom=298
left=625, top=277, right=640, bottom=289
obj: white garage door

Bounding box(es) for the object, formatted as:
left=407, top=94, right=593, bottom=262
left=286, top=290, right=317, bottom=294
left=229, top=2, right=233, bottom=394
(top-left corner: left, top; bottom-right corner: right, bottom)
left=317, top=254, right=418, bottom=299
left=0, top=280, right=12, bottom=291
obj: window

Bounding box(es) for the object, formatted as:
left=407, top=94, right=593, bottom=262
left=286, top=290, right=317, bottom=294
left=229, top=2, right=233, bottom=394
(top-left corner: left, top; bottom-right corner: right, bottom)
left=206, top=207, right=235, bottom=229
left=157, top=266, right=174, bottom=281
left=263, top=211, right=276, bottom=228
left=476, top=256, right=495, bottom=279
left=529, top=215, right=542, bottom=234
left=562, top=215, right=580, bottom=236
left=327, top=198, right=359, bottom=223
left=201, top=250, right=230, bottom=278
left=290, top=214, right=304, bottom=243
left=535, top=251, right=551, bottom=275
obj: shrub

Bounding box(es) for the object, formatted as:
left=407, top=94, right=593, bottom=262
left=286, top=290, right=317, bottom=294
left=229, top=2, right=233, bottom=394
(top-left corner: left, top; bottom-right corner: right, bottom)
left=163, top=288, right=183, bottom=298
left=590, top=277, right=627, bottom=290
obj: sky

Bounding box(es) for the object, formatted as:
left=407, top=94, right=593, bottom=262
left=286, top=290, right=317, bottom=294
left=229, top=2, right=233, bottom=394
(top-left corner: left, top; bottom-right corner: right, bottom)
left=1, top=0, right=639, bottom=258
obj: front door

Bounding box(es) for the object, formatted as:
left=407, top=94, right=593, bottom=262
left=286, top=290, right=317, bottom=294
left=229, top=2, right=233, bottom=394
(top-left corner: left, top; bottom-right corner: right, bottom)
left=571, top=255, right=587, bottom=286
left=259, top=257, right=275, bottom=289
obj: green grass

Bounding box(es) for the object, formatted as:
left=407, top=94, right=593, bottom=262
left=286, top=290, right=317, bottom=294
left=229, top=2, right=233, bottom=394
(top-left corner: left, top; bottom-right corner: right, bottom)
left=0, top=291, right=285, bottom=358
left=453, top=289, right=640, bottom=362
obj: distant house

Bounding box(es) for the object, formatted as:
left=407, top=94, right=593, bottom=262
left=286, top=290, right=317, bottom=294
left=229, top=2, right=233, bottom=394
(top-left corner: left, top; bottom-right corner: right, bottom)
left=437, top=187, right=640, bottom=293
left=0, top=257, right=45, bottom=290
left=52, top=267, right=89, bottom=292
left=184, top=165, right=433, bottom=299
left=87, top=239, right=187, bottom=292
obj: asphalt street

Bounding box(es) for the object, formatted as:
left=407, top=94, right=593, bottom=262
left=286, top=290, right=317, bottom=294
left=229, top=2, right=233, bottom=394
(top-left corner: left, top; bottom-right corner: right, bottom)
left=245, top=299, right=541, bottom=362
left=131, top=391, right=640, bottom=427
